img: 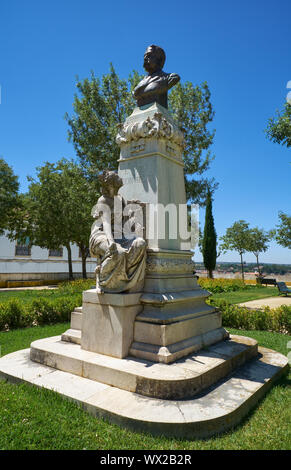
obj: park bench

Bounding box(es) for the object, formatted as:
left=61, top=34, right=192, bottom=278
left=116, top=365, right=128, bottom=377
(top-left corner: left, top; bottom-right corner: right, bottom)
left=277, top=282, right=291, bottom=296
left=256, top=277, right=277, bottom=286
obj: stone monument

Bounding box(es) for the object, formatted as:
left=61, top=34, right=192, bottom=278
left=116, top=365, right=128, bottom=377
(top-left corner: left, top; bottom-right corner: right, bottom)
left=0, top=45, right=288, bottom=439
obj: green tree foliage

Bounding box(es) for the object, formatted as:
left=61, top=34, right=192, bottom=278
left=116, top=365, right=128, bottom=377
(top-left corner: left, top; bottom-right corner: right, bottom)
left=16, top=160, right=99, bottom=279
left=66, top=65, right=216, bottom=205
left=0, top=158, right=20, bottom=235
left=169, top=81, right=217, bottom=203
left=65, top=65, right=140, bottom=181
left=275, top=211, right=291, bottom=249
left=265, top=103, right=291, bottom=148
left=246, top=227, right=272, bottom=275
left=202, top=191, right=217, bottom=278
left=219, top=220, right=250, bottom=281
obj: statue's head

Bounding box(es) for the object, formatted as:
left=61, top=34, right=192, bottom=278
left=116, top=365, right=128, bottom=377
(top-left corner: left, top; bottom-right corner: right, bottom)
left=143, top=45, right=166, bottom=74
left=99, top=170, right=123, bottom=197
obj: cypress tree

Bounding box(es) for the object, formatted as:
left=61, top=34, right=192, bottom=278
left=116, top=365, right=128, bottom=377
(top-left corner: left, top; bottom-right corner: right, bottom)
left=202, top=191, right=217, bottom=278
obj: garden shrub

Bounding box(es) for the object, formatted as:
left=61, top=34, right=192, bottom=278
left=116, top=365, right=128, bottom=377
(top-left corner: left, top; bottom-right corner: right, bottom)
left=210, top=298, right=291, bottom=334
left=0, top=295, right=81, bottom=331
left=0, top=303, right=8, bottom=330
left=31, top=299, right=59, bottom=325
left=0, top=300, right=26, bottom=330
left=58, top=279, right=94, bottom=295
left=197, top=277, right=257, bottom=293
left=52, top=298, right=78, bottom=322
left=30, top=297, right=78, bottom=326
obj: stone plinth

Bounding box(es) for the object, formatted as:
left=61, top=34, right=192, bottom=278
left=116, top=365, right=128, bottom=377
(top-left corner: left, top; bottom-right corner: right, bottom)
left=79, top=290, right=142, bottom=359
left=1, top=342, right=288, bottom=439
left=131, top=290, right=228, bottom=363
left=117, top=102, right=188, bottom=251
left=29, top=334, right=258, bottom=399
left=116, top=103, right=229, bottom=363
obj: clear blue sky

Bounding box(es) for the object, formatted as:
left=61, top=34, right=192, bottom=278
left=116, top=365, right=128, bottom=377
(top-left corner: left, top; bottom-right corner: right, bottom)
left=0, top=0, right=290, bottom=264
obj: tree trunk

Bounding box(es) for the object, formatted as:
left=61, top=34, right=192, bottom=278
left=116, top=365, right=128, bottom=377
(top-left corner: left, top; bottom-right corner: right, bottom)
left=79, top=245, right=88, bottom=279
left=240, top=252, right=245, bottom=282
left=208, top=269, right=213, bottom=279
left=256, top=254, right=260, bottom=275
left=66, top=244, right=73, bottom=280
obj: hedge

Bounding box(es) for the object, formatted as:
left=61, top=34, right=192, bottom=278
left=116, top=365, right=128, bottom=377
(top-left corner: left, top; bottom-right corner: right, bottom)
left=0, top=297, right=79, bottom=331
left=0, top=280, right=94, bottom=332
left=197, top=277, right=264, bottom=293
left=0, top=278, right=290, bottom=335
left=210, top=298, right=291, bottom=335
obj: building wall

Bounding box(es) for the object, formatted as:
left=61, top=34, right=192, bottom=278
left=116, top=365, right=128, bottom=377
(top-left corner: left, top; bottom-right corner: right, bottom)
left=0, top=234, right=95, bottom=282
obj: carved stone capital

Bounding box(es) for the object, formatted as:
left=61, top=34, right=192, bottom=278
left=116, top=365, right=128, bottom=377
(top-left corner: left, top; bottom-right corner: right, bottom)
left=116, top=112, right=184, bottom=149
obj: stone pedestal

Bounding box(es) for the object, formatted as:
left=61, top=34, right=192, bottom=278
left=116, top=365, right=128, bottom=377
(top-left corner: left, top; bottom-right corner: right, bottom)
left=115, top=102, right=229, bottom=363
left=117, top=102, right=188, bottom=251
left=80, top=290, right=142, bottom=359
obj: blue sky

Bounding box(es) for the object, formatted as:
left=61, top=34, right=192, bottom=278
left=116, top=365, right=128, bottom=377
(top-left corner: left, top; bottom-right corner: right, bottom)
left=0, top=0, right=290, bottom=264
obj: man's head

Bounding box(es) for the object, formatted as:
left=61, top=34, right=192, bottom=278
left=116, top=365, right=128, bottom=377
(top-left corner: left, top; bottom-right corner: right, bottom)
left=143, top=45, right=166, bottom=74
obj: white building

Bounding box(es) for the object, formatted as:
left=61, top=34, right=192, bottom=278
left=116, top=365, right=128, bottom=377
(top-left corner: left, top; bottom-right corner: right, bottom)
left=0, top=234, right=95, bottom=286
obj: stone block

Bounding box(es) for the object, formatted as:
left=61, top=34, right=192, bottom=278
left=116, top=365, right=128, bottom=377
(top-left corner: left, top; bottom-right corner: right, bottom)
left=80, top=290, right=142, bottom=358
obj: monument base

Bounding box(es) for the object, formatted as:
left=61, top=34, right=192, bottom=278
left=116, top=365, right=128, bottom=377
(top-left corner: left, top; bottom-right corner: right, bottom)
left=62, top=286, right=229, bottom=364
left=0, top=336, right=288, bottom=439
left=29, top=333, right=257, bottom=399
left=80, top=291, right=142, bottom=359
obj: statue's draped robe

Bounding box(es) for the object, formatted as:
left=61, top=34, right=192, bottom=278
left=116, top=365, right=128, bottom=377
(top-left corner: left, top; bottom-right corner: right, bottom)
left=89, top=195, right=146, bottom=293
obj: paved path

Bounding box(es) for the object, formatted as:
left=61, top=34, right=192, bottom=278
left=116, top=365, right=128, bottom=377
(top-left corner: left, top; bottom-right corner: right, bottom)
left=238, top=296, right=291, bottom=309
left=0, top=286, right=57, bottom=292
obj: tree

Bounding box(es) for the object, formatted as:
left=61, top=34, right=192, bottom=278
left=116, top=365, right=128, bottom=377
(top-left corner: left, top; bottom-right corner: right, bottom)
left=219, top=220, right=250, bottom=281
left=201, top=191, right=217, bottom=278
left=65, top=65, right=138, bottom=183
left=55, top=160, right=99, bottom=278
left=169, top=81, right=217, bottom=203
left=265, top=102, right=291, bottom=148
left=275, top=211, right=291, bottom=249
left=15, top=160, right=99, bottom=279
left=0, top=158, right=20, bottom=235
left=66, top=65, right=217, bottom=205
left=247, top=227, right=272, bottom=275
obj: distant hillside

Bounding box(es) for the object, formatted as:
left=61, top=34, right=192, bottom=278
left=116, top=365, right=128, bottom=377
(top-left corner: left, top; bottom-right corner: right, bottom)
left=195, top=262, right=291, bottom=275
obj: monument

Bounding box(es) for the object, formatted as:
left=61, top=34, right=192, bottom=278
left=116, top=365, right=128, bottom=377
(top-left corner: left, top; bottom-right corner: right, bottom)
left=132, top=44, right=180, bottom=108
left=0, top=45, right=288, bottom=439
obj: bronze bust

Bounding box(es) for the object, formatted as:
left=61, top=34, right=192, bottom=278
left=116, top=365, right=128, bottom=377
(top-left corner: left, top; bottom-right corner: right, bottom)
left=133, top=45, right=180, bottom=109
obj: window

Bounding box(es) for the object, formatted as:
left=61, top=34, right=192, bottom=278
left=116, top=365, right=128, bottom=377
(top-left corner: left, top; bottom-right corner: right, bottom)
left=49, top=248, right=63, bottom=257
left=15, top=238, right=31, bottom=256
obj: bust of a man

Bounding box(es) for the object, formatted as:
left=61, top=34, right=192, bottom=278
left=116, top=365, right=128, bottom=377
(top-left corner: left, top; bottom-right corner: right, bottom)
left=133, top=45, right=180, bottom=109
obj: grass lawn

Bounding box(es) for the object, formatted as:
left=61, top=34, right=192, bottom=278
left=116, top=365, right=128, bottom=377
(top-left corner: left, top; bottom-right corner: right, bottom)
left=211, top=287, right=279, bottom=304
left=0, top=323, right=290, bottom=450
left=0, top=288, right=83, bottom=304
left=0, top=285, right=280, bottom=307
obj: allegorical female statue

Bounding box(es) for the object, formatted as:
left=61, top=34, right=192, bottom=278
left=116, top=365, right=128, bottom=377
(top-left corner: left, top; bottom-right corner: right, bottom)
left=89, top=171, right=147, bottom=293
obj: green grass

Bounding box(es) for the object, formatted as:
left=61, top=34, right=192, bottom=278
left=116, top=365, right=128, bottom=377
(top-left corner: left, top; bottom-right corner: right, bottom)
left=0, top=323, right=69, bottom=356
left=0, top=285, right=278, bottom=308
left=0, top=323, right=290, bottom=450
left=0, top=288, right=83, bottom=304
left=211, top=287, right=279, bottom=304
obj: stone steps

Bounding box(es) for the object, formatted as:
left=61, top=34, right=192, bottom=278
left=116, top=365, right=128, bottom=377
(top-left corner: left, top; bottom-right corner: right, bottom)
left=70, top=311, right=82, bottom=331
left=30, top=334, right=258, bottom=400
left=0, top=345, right=288, bottom=439
left=61, top=329, right=81, bottom=345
